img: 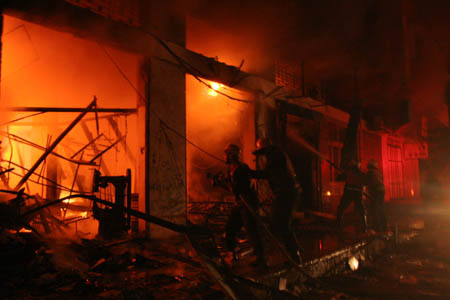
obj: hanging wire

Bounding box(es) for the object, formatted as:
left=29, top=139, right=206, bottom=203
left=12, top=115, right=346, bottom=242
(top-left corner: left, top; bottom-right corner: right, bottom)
left=0, top=111, right=46, bottom=126
left=152, top=37, right=252, bottom=103
left=16, top=142, right=31, bottom=194
left=97, top=43, right=227, bottom=164
left=124, top=115, right=128, bottom=160
left=6, top=126, right=14, bottom=184
left=39, top=135, right=51, bottom=196
left=160, top=122, right=185, bottom=188
left=1, top=131, right=95, bottom=165
left=2, top=24, right=40, bottom=80
left=63, top=152, right=84, bottom=220
left=3, top=160, right=81, bottom=193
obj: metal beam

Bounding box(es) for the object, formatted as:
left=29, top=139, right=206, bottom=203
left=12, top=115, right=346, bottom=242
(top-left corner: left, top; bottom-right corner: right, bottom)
left=6, top=107, right=137, bottom=113
left=14, top=99, right=97, bottom=190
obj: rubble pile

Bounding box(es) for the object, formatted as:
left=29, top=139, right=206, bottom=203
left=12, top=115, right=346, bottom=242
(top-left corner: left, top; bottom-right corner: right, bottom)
left=0, top=231, right=224, bottom=300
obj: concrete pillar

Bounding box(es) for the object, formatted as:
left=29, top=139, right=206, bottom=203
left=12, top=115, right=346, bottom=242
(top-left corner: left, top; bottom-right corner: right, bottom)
left=137, top=0, right=187, bottom=239
left=146, top=56, right=186, bottom=239
left=0, top=10, right=3, bottom=88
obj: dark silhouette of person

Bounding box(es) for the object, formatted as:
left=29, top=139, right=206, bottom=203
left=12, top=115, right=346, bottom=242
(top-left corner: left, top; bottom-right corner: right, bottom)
left=336, top=160, right=367, bottom=233
left=250, top=138, right=301, bottom=264
left=211, top=144, right=265, bottom=267
left=366, top=160, right=387, bottom=232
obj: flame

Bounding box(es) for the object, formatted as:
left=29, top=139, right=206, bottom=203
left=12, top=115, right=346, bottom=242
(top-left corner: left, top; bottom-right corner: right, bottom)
left=186, top=75, right=254, bottom=205
left=61, top=208, right=88, bottom=219
left=208, top=89, right=218, bottom=97
left=348, top=256, right=359, bottom=271
left=207, top=81, right=222, bottom=96
left=19, top=227, right=32, bottom=233
left=326, top=191, right=331, bottom=196
left=211, top=82, right=221, bottom=90
left=1, top=15, right=142, bottom=202
left=410, top=189, right=415, bottom=197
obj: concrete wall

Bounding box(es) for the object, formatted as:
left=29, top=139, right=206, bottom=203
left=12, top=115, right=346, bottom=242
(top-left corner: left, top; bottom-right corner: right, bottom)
left=142, top=1, right=187, bottom=239
left=147, top=56, right=186, bottom=238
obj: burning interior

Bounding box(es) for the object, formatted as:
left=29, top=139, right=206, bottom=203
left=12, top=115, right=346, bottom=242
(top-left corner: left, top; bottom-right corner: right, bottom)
left=0, top=0, right=448, bottom=298
left=186, top=75, right=255, bottom=224
left=1, top=15, right=143, bottom=238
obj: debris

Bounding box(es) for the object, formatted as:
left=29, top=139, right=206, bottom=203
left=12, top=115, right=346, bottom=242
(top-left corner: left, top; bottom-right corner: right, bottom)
left=90, top=257, right=107, bottom=270
left=14, top=99, right=97, bottom=191
left=279, top=277, right=287, bottom=290
left=399, top=274, right=418, bottom=285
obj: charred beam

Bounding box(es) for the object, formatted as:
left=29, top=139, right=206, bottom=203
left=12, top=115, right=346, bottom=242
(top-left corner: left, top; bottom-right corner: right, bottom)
left=6, top=106, right=137, bottom=113
left=81, top=121, right=110, bottom=175
left=107, top=117, right=136, bottom=163
left=21, top=194, right=189, bottom=234
left=89, top=136, right=124, bottom=163
left=70, top=133, right=103, bottom=159
left=14, top=99, right=96, bottom=190
left=1, top=132, right=96, bottom=166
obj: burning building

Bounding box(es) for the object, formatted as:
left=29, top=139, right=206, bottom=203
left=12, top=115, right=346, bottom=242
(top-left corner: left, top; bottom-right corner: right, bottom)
left=0, top=0, right=448, bottom=298
left=0, top=0, right=440, bottom=237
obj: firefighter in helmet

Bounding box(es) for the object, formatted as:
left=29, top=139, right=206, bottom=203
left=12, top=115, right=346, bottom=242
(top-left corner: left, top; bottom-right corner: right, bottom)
left=221, top=143, right=265, bottom=267
left=336, top=159, right=368, bottom=233
left=366, top=159, right=387, bottom=232
left=250, top=137, right=302, bottom=264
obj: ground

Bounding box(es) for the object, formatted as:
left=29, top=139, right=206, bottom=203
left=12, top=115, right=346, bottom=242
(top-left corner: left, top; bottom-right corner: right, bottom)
left=303, top=215, right=450, bottom=299
left=2, top=204, right=450, bottom=299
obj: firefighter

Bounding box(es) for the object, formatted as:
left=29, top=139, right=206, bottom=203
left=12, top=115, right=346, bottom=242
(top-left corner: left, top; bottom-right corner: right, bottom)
left=366, top=160, right=387, bottom=232
left=336, top=160, right=368, bottom=233
left=219, top=144, right=265, bottom=267
left=250, top=138, right=302, bottom=264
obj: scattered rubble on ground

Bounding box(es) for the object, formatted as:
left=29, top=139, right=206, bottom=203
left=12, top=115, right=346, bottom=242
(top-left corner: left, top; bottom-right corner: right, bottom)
left=0, top=230, right=224, bottom=300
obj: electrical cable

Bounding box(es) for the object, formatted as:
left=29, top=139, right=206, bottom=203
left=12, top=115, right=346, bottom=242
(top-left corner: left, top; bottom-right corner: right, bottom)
left=152, top=36, right=252, bottom=103
left=97, top=43, right=226, bottom=164
left=6, top=126, right=14, bottom=184
left=8, top=169, right=79, bottom=193
left=1, top=131, right=95, bottom=166
left=0, top=111, right=46, bottom=126
left=2, top=160, right=82, bottom=193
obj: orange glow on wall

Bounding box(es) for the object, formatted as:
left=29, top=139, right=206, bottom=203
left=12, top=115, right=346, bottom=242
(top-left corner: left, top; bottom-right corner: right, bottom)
left=211, top=82, right=221, bottom=91
left=207, top=89, right=218, bottom=97
left=1, top=16, right=141, bottom=189
left=207, top=82, right=222, bottom=97
left=186, top=75, right=254, bottom=215
left=0, top=15, right=143, bottom=237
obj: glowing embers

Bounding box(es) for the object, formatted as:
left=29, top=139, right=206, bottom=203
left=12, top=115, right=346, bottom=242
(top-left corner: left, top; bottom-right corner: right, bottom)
left=207, top=81, right=223, bottom=97
left=348, top=256, right=359, bottom=271
left=60, top=191, right=90, bottom=220
left=60, top=207, right=89, bottom=220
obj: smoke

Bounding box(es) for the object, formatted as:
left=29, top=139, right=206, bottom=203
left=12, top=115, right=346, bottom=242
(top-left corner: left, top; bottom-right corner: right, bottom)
left=186, top=0, right=352, bottom=76
left=186, top=0, right=450, bottom=125
left=186, top=75, right=254, bottom=204
left=0, top=15, right=141, bottom=237
left=408, top=0, right=450, bottom=126
left=186, top=0, right=380, bottom=78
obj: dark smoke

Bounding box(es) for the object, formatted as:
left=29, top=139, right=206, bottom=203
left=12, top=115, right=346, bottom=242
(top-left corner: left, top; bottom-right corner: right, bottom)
left=185, top=0, right=450, bottom=126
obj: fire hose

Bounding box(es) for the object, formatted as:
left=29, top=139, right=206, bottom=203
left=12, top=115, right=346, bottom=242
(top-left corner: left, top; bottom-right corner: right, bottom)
left=19, top=194, right=302, bottom=299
